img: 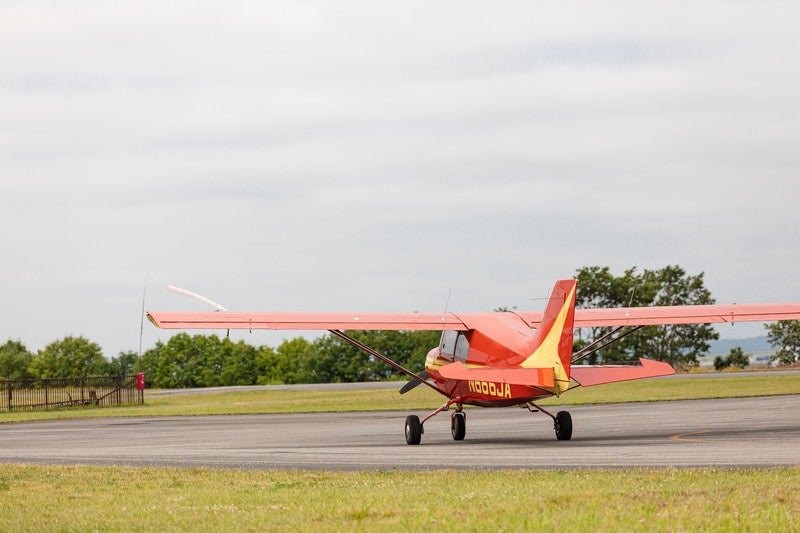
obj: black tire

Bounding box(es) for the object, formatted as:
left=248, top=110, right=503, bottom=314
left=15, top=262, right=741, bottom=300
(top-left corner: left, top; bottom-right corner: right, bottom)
left=451, top=412, right=466, bottom=441
left=405, top=415, right=422, bottom=445
left=554, top=411, right=572, bottom=441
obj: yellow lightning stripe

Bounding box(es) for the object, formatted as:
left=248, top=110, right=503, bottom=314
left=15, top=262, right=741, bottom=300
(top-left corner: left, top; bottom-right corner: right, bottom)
left=519, top=283, right=576, bottom=395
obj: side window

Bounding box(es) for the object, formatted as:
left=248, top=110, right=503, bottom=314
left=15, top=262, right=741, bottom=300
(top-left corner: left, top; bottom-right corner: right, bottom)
left=455, top=332, right=470, bottom=360
left=440, top=330, right=457, bottom=356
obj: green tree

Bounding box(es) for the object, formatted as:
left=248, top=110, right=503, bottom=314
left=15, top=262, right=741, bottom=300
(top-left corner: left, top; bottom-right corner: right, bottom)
left=574, top=266, right=647, bottom=363
left=138, top=334, right=194, bottom=388
left=201, top=338, right=260, bottom=386
left=310, top=334, right=373, bottom=382
left=140, top=334, right=211, bottom=388
left=253, top=330, right=440, bottom=385
left=0, top=339, right=34, bottom=379
left=29, top=336, right=110, bottom=378
left=714, top=346, right=749, bottom=370
left=310, top=330, right=439, bottom=383
left=255, top=344, right=282, bottom=385
left=257, top=337, right=316, bottom=384
left=135, top=344, right=161, bottom=385
left=109, top=350, right=139, bottom=376
left=574, top=265, right=718, bottom=368
left=727, top=346, right=749, bottom=369
left=629, top=266, right=718, bottom=369
left=765, top=320, right=800, bottom=365
left=139, top=334, right=264, bottom=388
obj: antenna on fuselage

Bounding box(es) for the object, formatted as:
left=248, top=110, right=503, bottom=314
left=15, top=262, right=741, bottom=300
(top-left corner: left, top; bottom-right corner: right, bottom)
left=441, top=289, right=453, bottom=322
left=625, top=273, right=650, bottom=317
left=529, top=285, right=553, bottom=303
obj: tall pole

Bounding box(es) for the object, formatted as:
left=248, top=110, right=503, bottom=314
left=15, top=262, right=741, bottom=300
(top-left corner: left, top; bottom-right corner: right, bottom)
left=139, top=274, right=148, bottom=358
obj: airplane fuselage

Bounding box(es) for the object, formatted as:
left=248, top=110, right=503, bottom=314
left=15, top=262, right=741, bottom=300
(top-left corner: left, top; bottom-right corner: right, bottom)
left=424, top=339, right=555, bottom=408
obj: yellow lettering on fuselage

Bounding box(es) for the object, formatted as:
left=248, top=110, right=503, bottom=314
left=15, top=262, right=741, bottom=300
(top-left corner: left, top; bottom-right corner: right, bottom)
left=467, top=380, right=512, bottom=399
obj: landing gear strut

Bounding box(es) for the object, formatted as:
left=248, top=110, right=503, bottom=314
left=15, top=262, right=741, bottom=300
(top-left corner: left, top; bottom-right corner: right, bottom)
left=528, top=402, right=573, bottom=441
left=404, top=398, right=464, bottom=445
left=407, top=400, right=572, bottom=445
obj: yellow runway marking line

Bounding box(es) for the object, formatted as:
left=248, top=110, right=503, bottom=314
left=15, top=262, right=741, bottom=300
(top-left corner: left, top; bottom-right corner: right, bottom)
left=670, top=430, right=766, bottom=445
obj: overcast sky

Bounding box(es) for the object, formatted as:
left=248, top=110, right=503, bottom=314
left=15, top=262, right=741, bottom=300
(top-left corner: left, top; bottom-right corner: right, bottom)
left=2, top=1, right=799, bottom=357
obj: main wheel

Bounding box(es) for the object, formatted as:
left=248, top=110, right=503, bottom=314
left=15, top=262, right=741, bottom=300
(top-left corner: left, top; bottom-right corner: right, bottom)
left=451, top=412, right=466, bottom=441
left=554, top=411, right=572, bottom=441
left=405, top=415, right=422, bottom=445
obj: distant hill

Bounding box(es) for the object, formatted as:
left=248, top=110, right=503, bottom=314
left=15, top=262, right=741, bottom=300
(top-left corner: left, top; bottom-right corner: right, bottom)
left=707, top=336, right=770, bottom=355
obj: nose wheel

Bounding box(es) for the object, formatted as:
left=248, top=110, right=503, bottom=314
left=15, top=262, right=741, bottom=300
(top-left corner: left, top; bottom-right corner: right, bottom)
left=405, top=415, right=422, bottom=445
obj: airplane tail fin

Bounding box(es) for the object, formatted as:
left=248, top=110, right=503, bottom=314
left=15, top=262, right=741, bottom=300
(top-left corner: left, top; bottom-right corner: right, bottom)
left=520, top=279, right=577, bottom=394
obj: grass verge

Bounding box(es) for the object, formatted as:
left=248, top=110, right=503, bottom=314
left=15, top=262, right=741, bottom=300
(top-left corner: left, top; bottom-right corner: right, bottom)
left=1, top=373, right=798, bottom=424
left=0, top=464, right=798, bottom=531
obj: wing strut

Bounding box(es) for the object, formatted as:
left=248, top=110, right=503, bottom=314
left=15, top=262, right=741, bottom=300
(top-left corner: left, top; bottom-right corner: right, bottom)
left=327, top=330, right=443, bottom=394
left=571, top=325, right=643, bottom=365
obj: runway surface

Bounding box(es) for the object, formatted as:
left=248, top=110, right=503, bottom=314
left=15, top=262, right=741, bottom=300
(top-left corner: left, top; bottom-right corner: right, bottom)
left=1, top=395, right=798, bottom=470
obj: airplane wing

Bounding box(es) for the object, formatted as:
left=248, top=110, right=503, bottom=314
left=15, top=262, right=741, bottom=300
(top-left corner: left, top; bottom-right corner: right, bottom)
left=520, top=303, right=800, bottom=327
left=147, top=311, right=469, bottom=331
left=149, top=302, right=800, bottom=332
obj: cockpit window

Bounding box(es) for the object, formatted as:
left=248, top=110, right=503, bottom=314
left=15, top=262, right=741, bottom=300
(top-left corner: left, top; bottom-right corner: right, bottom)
left=441, top=331, right=470, bottom=361
left=454, top=332, right=470, bottom=360
left=440, top=330, right=457, bottom=356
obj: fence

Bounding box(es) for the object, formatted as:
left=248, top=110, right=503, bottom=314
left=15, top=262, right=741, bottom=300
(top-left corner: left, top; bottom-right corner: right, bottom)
left=1, top=375, right=144, bottom=412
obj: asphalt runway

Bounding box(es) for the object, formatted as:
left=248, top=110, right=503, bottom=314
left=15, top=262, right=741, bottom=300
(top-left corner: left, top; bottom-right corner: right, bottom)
left=2, top=395, right=799, bottom=470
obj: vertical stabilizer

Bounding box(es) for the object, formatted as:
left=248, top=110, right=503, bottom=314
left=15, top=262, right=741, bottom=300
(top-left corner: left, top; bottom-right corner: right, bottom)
left=520, top=279, right=577, bottom=395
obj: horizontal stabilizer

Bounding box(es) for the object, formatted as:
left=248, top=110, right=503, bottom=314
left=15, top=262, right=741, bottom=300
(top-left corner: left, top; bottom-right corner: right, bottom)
left=437, top=362, right=555, bottom=388
left=570, top=358, right=674, bottom=387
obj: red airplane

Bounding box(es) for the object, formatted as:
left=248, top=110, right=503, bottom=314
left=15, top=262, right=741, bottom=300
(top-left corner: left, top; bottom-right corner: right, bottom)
left=147, top=279, right=800, bottom=445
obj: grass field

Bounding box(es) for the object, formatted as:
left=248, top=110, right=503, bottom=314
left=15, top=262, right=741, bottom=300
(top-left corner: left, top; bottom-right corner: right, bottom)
left=0, top=464, right=798, bottom=531
left=1, top=372, right=799, bottom=424
left=1, top=374, right=799, bottom=531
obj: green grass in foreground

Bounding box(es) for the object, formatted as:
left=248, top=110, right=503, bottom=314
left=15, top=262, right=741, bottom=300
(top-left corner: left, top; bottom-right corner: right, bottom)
left=0, top=464, right=798, bottom=532
left=1, top=373, right=798, bottom=424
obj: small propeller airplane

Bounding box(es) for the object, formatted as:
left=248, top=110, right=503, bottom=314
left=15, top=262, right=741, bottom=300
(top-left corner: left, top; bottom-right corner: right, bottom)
left=147, top=279, right=800, bottom=445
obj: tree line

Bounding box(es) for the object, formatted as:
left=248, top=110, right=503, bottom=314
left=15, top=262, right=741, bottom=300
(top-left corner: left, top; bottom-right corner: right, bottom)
left=0, top=331, right=441, bottom=388
left=2, top=265, right=798, bottom=385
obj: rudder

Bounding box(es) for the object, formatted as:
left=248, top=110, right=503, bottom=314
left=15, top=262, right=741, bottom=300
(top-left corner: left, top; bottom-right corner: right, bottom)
left=520, top=279, right=577, bottom=394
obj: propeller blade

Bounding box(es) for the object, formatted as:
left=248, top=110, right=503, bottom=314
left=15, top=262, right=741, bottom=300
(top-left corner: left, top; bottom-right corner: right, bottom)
left=399, top=370, right=429, bottom=395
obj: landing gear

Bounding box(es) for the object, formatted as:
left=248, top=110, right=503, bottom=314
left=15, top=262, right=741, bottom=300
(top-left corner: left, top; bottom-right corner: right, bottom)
left=406, top=400, right=572, bottom=444
left=554, top=411, right=572, bottom=441
left=404, top=398, right=463, bottom=445
left=528, top=402, right=573, bottom=441
left=451, top=411, right=466, bottom=441
left=405, top=415, right=422, bottom=445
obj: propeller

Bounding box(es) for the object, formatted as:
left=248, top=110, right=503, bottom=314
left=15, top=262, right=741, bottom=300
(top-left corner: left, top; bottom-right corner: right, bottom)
left=399, top=370, right=430, bottom=395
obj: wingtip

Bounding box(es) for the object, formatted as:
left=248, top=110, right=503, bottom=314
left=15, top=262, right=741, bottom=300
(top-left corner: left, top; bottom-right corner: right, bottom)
left=146, top=312, right=161, bottom=329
